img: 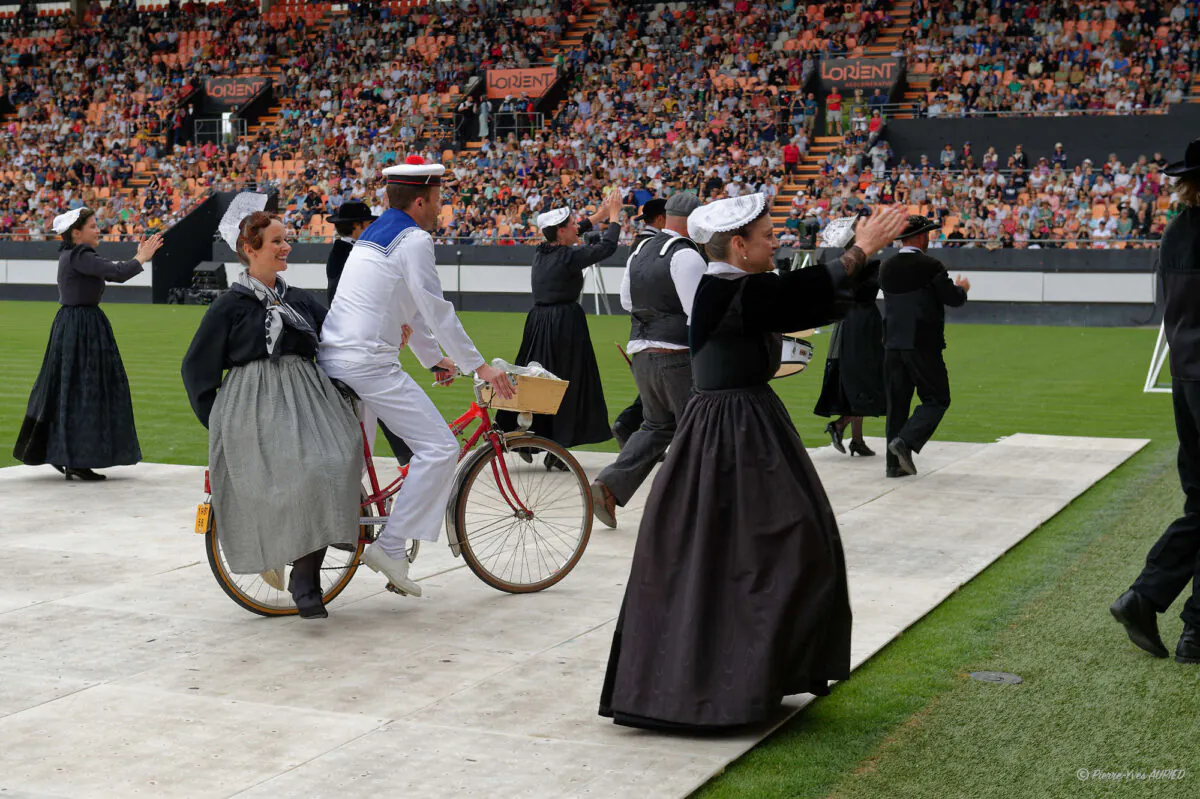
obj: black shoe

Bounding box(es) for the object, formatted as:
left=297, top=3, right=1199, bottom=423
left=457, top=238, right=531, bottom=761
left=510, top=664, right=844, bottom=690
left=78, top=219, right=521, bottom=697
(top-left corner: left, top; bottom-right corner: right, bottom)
left=516, top=448, right=534, bottom=464
left=885, top=466, right=913, bottom=478
left=825, top=422, right=846, bottom=454
left=1176, top=624, right=1200, bottom=664
left=288, top=572, right=328, bottom=619
left=1109, top=589, right=1168, bottom=658
left=64, top=468, right=106, bottom=481
left=887, top=438, right=917, bottom=475
left=849, top=440, right=875, bottom=457
left=544, top=453, right=569, bottom=472
left=293, top=590, right=328, bottom=619
left=51, top=465, right=66, bottom=475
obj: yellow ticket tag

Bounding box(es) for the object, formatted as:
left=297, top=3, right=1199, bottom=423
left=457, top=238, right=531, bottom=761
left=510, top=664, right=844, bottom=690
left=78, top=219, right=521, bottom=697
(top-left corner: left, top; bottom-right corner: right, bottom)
left=195, top=503, right=213, bottom=534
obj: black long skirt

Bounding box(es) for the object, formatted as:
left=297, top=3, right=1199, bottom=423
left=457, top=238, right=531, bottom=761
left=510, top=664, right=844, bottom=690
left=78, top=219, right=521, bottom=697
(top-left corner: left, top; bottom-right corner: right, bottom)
left=600, top=384, right=851, bottom=731
left=814, top=303, right=886, bottom=418
left=13, top=305, right=142, bottom=469
left=496, top=302, right=611, bottom=447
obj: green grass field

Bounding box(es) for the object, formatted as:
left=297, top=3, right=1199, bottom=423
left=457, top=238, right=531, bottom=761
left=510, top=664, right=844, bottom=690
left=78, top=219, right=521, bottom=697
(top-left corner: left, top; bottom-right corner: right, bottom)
left=2, top=301, right=1195, bottom=797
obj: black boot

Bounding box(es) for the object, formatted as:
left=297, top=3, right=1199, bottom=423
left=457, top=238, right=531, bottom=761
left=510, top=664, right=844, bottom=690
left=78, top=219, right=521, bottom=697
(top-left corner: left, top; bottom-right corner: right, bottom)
left=1176, top=625, right=1200, bottom=664
left=544, top=453, right=569, bottom=472
left=1110, top=589, right=1168, bottom=658
left=289, top=548, right=328, bottom=619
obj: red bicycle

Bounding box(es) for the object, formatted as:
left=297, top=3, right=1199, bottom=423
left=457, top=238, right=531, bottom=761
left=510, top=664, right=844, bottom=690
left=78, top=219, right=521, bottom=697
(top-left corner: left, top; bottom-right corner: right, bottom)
left=200, top=376, right=595, bottom=616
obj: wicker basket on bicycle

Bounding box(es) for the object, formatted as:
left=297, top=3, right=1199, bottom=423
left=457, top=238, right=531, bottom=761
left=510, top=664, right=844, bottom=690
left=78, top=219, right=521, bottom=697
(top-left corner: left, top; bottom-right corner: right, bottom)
left=476, top=374, right=569, bottom=415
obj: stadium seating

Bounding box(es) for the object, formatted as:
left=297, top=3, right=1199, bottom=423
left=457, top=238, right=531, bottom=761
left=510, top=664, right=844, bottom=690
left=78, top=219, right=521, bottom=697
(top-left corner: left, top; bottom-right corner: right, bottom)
left=1, top=0, right=1197, bottom=247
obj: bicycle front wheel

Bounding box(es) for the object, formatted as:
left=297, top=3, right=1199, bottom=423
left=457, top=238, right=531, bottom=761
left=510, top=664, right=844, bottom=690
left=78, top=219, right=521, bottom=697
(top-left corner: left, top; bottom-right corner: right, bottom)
left=453, top=434, right=593, bottom=593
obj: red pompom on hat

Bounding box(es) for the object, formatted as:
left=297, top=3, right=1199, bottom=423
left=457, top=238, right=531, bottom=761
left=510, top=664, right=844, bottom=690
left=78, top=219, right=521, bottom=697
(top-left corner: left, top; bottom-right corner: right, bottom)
left=384, top=155, right=445, bottom=185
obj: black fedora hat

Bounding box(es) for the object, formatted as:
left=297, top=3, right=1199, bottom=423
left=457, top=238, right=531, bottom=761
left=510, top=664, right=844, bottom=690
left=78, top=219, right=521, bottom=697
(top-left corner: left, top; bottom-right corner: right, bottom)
left=328, top=200, right=377, bottom=224
left=1164, top=138, right=1200, bottom=178
left=633, top=197, right=667, bottom=222
left=899, top=214, right=941, bottom=239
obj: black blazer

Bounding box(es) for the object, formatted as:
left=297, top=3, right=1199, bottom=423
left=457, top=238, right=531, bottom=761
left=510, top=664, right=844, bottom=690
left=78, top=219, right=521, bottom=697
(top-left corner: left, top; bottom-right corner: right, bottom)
left=325, top=238, right=354, bottom=303
left=880, top=250, right=967, bottom=351
left=1161, top=207, right=1200, bottom=381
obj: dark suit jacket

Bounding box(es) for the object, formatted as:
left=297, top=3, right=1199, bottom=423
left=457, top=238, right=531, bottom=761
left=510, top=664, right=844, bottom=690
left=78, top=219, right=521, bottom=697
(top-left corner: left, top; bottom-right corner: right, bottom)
left=325, top=238, right=354, bottom=303
left=1161, top=206, right=1200, bottom=381
left=880, top=249, right=967, bottom=350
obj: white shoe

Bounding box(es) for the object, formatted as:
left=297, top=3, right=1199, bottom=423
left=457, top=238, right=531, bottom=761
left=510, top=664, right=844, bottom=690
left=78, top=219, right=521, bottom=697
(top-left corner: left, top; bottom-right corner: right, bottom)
left=361, top=544, right=422, bottom=597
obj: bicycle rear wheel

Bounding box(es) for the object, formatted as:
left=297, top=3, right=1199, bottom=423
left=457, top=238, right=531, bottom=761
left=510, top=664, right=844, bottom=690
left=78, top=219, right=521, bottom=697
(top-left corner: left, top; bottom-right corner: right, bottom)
left=452, top=433, right=592, bottom=593
left=206, top=515, right=365, bottom=617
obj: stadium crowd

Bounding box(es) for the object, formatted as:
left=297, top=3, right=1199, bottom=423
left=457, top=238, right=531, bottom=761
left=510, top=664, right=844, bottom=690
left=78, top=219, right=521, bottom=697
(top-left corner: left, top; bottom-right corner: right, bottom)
left=784, top=137, right=1180, bottom=248
left=901, top=0, right=1200, bottom=116
left=1, top=0, right=1197, bottom=247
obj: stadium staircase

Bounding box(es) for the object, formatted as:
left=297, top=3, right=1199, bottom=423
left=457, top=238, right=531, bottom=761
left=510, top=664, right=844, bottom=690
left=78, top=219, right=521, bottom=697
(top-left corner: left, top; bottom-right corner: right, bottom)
left=769, top=0, right=914, bottom=231
left=459, top=0, right=610, bottom=160
left=548, top=0, right=609, bottom=57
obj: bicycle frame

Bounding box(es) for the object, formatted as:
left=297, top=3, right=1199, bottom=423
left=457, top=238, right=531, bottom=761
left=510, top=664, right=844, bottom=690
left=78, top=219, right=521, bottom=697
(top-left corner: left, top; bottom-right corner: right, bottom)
left=358, top=401, right=532, bottom=541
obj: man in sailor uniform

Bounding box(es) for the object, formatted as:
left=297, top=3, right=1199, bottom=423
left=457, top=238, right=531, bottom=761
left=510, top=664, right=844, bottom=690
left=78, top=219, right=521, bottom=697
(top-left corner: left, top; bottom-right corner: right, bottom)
left=318, top=156, right=514, bottom=596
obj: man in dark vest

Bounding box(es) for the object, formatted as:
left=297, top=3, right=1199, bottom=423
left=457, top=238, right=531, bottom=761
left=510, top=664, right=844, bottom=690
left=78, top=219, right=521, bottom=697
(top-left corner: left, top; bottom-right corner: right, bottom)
left=325, top=199, right=413, bottom=466
left=611, top=197, right=668, bottom=448
left=326, top=200, right=376, bottom=302
left=590, top=192, right=705, bottom=528
left=881, top=215, right=969, bottom=478
left=1111, top=138, right=1200, bottom=665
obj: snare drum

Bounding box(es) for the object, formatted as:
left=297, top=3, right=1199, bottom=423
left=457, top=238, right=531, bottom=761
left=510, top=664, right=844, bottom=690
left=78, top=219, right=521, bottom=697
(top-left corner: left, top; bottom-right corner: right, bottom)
left=774, top=333, right=814, bottom=379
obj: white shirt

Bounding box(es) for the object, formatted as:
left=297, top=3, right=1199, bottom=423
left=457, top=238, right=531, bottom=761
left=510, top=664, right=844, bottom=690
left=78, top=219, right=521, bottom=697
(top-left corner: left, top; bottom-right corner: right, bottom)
left=619, top=230, right=708, bottom=354
left=320, top=211, right=485, bottom=374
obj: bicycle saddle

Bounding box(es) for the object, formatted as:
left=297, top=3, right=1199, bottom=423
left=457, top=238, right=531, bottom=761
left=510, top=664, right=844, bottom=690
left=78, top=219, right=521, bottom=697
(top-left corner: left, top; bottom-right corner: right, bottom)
left=329, top=378, right=360, bottom=401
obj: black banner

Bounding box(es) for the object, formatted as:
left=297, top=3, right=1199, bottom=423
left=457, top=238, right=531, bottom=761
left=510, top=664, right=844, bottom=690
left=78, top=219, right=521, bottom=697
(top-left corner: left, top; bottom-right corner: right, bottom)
left=819, top=57, right=904, bottom=94
left=204, top=76, right=271, bottom=110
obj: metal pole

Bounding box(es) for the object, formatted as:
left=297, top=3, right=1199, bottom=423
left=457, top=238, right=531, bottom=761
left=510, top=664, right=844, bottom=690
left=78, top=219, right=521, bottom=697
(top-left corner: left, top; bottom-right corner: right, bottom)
left=456, top=250, right=463, bottom=311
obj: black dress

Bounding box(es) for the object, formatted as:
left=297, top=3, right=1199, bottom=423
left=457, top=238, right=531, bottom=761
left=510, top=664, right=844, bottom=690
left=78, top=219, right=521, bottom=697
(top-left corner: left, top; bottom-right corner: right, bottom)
left=13, top=244, right=143, bottom=470
left=600, top=260, right=856, bottom=731
left=497, top=221, right=621, bottom=447
left=814, top=265, right=886, bottom=418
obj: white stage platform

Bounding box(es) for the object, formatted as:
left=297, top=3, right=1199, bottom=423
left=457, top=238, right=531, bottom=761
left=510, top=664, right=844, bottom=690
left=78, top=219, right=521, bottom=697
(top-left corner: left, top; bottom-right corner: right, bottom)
left=0, top=434, right=1145, bottom=798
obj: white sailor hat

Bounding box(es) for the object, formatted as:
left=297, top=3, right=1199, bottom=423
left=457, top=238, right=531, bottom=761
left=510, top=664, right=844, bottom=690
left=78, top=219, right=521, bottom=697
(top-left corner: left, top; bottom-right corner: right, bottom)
left=536, top=207, right=571, bottom=230
left=52, top=207, right=89, bottom=235
left=383, top=155, right=446, bottom=186
left=686, top=193, right=767, bottom=244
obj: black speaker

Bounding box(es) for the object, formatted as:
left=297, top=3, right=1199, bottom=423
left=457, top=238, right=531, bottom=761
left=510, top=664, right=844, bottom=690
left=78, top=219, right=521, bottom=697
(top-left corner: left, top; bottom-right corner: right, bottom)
left=192, top=261, right=228, bottom=291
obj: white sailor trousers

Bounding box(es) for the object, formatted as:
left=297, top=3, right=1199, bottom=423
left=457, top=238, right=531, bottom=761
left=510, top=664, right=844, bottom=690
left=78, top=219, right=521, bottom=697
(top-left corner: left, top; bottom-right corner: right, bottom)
left=319, top=357, right=458, bottom=556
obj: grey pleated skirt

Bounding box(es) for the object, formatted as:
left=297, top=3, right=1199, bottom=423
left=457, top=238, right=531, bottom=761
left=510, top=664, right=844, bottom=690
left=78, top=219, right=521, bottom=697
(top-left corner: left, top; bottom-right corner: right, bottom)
left=209, top=355, right=362, bottom=574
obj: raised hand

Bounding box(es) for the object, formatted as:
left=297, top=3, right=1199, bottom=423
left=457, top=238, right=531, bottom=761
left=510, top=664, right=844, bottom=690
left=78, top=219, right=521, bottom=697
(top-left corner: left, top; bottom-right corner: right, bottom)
left=135, top=232, right=165, bottom=264
left=853, top=206, right=908, bottom=256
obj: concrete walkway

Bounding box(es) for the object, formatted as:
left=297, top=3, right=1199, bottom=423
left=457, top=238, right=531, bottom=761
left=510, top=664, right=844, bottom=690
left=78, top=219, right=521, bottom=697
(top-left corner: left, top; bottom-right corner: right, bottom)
left=0, top=434, right=1145, bottom=798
